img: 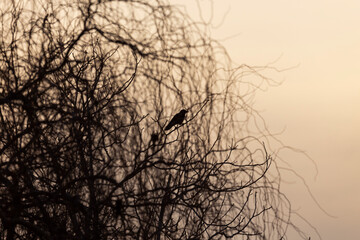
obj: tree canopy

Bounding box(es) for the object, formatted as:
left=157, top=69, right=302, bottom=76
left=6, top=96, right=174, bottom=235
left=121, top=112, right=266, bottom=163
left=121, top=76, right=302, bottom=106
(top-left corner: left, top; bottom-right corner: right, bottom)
left=0, top=0, right=315, bottom=239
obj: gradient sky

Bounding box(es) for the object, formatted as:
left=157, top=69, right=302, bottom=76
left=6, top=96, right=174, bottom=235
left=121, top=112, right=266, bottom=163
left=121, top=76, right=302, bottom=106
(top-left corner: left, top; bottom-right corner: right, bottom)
left=177, top=1, right=360, bottom=239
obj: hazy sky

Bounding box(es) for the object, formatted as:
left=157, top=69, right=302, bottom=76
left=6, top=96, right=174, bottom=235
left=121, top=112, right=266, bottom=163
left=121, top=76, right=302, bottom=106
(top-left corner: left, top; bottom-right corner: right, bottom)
left=177, top=1, right=360, bottom=239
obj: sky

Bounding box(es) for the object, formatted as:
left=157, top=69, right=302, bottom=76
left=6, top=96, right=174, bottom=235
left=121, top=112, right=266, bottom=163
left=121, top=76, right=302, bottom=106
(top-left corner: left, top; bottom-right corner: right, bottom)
left=176, top=1, right=360, bottom=239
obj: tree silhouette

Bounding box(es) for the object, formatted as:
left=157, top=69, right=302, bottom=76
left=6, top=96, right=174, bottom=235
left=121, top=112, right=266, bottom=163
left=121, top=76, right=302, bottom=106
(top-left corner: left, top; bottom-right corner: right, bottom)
left=0, top=0, right=316, bottom=239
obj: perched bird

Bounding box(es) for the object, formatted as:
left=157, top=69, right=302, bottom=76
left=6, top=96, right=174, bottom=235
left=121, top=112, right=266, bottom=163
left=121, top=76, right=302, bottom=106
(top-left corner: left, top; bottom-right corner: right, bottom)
left=165, top=109, right=188, bottom=130
left=115, top=199, right=123, bottom=217
left=150, top=133, right=159, bottom=151
left=150, top=133, right=159, bottom=143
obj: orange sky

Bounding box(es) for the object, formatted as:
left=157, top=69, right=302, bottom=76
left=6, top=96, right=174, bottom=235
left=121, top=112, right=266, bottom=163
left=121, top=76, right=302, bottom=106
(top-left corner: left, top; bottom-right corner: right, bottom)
left=177, top=1, right=360, bottom=239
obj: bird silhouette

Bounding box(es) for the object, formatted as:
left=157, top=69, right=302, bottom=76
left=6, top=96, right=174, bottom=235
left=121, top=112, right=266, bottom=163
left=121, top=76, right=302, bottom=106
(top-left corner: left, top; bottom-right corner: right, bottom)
left=150, top=133, right=159, bottom=151
left=115, top=199, right=125, bottom=218
left=165, top=109, right=188, bottom=130
left=150, top=133, right=159, bottom=143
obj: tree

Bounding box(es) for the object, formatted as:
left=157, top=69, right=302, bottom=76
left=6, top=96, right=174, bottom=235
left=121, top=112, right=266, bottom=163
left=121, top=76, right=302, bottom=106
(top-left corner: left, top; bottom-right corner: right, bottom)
left=0, top=0, right=315, bottom=239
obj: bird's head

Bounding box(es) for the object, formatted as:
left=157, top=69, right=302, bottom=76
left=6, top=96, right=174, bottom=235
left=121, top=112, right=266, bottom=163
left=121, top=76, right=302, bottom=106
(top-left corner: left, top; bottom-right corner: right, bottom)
left=180, top=109, right=188, bottom=114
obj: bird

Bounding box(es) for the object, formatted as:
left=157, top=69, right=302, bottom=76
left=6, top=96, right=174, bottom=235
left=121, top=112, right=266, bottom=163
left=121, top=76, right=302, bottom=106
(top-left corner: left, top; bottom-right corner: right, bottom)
left=115, top=199, right=124, bottom=217
left=150, top=133, right=159, bottom=143
left=165, top=109, right=188, bottom=130
left=150, top=133, right=159, bottom=151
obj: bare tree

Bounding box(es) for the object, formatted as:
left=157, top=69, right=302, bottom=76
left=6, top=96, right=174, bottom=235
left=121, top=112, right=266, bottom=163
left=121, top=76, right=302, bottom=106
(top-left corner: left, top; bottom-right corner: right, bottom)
left=0, top=0, right=315, bottom=239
